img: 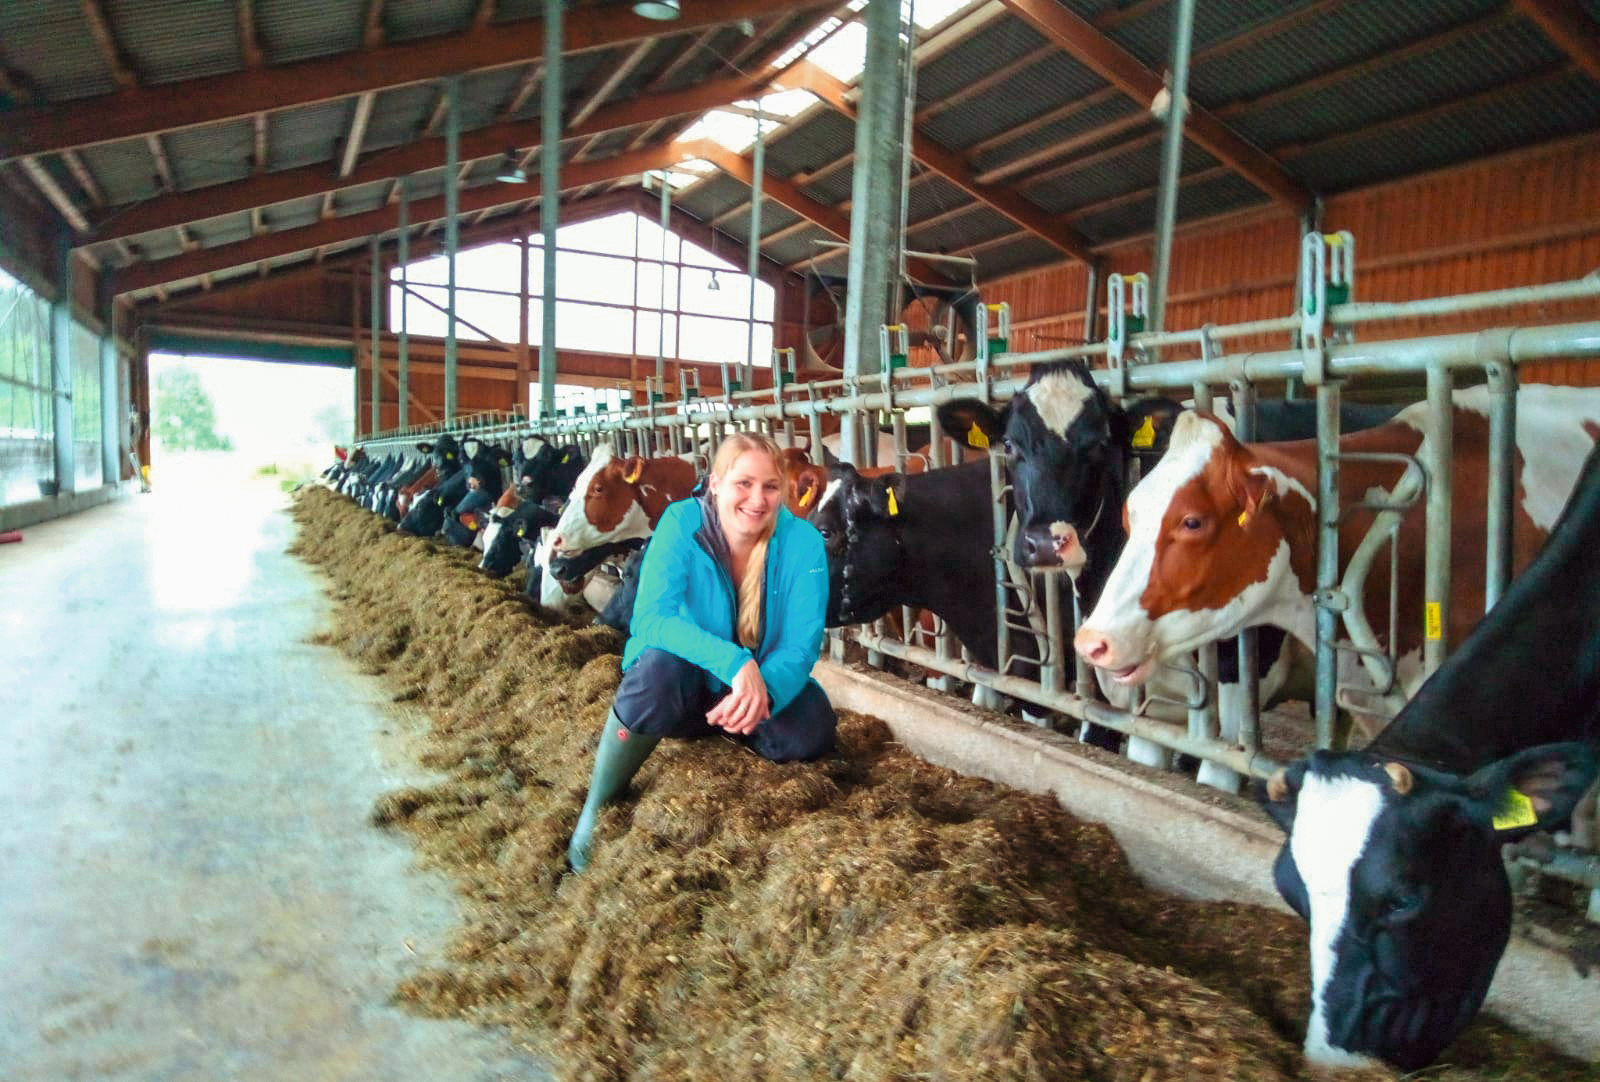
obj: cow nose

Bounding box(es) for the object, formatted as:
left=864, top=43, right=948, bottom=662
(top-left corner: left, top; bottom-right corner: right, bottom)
left=1022, top=528, right=1058, bottom=566
left=551, top=534, right=566, bottom=551
left=1074, top=627, right=1113, bottom=666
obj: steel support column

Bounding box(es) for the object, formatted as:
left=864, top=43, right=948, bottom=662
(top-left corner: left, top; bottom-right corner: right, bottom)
left=840, top=0, right=910, bottom=465
left=444, top=76, right=461, bottom=422
left=539, top=0, right=562, bottom=421
left=50, top=233, right=75, bottom=496
left=99, top=332, right=118, bottom=483
left=1148, top=0, right=1195, bottom=336
left=398, top=176, right=411, bottom=429
left=745, top=108, right=765, bottom=396
left=369, top=237, right=381, bottom=435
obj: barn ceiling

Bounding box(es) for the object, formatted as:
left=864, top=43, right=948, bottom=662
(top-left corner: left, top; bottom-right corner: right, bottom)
left=0, top=0, right=1596, bottom=308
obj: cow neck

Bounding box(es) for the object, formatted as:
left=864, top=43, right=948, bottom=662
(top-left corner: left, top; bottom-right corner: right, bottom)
left=1368, top=453, right=1600, bottom=773
left=695, top=491, right=766, bottom=650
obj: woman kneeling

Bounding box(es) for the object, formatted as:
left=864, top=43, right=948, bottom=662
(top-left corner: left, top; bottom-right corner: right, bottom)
left=567, top=433, right=836, bottom=871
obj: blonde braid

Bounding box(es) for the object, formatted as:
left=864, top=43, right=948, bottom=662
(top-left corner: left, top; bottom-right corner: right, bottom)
left=709, top=432, right=790, bottom=649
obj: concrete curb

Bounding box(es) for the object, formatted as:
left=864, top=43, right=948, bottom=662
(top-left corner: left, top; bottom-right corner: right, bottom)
left=815, top=660, right=1600, bottom=1062
left=0, top=482, right=125, bottom=531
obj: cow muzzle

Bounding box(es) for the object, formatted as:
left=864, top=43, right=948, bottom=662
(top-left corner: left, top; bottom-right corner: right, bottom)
left=1073, top=627, right=1156, bottom=686
left=1021, top=523, right=1086, bottom=573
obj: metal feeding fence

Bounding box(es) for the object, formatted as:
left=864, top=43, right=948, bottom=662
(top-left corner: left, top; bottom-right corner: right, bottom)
left=357, top=233, right=1600, bottom=909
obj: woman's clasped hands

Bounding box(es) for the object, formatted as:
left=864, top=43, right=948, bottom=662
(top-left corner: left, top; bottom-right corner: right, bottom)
left=706, top=658, right=769, bottom=735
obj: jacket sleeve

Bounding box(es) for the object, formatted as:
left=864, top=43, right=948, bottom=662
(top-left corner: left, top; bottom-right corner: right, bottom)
left=759, top=517, right=828, bottom=714
left=628, top=502, right=753, bottom=687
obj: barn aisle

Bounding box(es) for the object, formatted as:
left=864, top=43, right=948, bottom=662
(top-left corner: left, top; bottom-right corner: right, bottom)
left=0, top=459, right=550, bottom=1082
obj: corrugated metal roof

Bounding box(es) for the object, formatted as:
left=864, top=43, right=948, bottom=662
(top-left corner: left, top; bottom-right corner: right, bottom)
left=191, top=214, right=255, bottom=250
left=110, top=0, right=240, bottom=86
left=924, top=51, right=1111, bottom=156
left=1236, top=21, right=1563, bottom=151
left=384, top=0, right=478, bottom=43
left=913, top=17, right=1047, bottom=106
left=972, top=233, right=1059, bottom=281
left=166, top=121, right=255, bottom=191
left=965, top=96, right=1141, bottom=179
left=257, top=0, right=364, bottom=65
left=269, top=100, right=355, bottom=172
left=361, top=85, right=442, bottom=156
left=1286, top=70, right=1600, bottom=193
left=1069, top=171, right=1267, bottom=246
left=78, top=139, right=162, bottom=205
left=764, top=223, right=835, bottom=269
left=763, top=110, right=856, bottom=182
left=0, top=1, right=119, bottom=102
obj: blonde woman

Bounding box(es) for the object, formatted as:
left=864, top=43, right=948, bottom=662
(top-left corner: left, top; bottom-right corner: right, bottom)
left=567, top=432, right=836, bottom=872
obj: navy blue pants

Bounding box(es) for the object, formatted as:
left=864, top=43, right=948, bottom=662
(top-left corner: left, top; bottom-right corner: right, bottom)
left=612, top=648, right=837, bottom=763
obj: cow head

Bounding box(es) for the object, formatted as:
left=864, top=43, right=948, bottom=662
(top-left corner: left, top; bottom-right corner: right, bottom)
left=549, top=444, right=654, bottom=554
left=479, top=502, right=559, bottom=578
left=420, top=433, right=462, bottom=476
left=519, top=441, right=587, bottom=507
left=1074, top=411, right=1314, bottom=685
left=938, top=361, right=1181, bottom=604
left=810, top=464, right=907, bottom=627
left=1259, top=743, right=1597, bottom=1071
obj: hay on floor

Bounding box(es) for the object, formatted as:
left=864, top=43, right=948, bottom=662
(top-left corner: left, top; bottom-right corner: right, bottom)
left=289, top=485, right=1595, bottom=1082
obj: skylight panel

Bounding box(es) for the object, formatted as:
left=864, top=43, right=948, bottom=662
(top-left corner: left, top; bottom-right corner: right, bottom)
left=806, top=20, right=868, bottom=82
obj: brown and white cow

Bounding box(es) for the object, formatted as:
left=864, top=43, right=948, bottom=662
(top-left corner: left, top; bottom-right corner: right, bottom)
left=549, top=443, right=699, bottom=556
left=1075, top=384, right=1600, bottom=712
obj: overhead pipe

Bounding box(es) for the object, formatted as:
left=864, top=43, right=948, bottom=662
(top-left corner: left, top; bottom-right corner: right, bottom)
left=398, top=175, right=411, bottom=430
left=444, top=75, right=461, bottom=422
left=1147, top=0, right=1196, bottom=340
left=369, top=237, right=380, bottom=437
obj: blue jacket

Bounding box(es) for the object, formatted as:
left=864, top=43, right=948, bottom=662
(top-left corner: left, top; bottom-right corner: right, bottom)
left=622, top=496, right=828, bottom=714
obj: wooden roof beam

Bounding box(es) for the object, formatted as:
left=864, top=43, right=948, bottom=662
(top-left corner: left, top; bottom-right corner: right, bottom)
left=81, top=0, right=135, bottom=88
left=790, top=60, right=1097, bottom=264
left=3, top=0, right=829, bottom=161
left=91, top=73, right=765, bottom=243
left=339, top=92, right=377, bottom=177
left=976, top=110, right=1151, bottom=186
left=116, top=140, right=721, bottom=295
left=62, top=150, right=105, bottom=207
left=1513, top=0, right=1600, bottom=82
left=363, top=0, right=388, bottom=49
left=237, top=0, right=265, bottom=67
left=569, top=39, right=655, bottom=130
left=498, top=62, right=543, bottom=121
left=697, top=143, right=950, bottom=282
left=20, top=157, right=90, bottom=233
left=146, top=134, right=175, bottom=191
left=915, top=43, right=1054, bottom=124
left=999, top=0, right=1312, bottom=212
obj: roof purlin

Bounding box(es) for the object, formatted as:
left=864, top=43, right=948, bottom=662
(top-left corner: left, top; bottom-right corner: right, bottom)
left=0, top=0, right=833, bottom=163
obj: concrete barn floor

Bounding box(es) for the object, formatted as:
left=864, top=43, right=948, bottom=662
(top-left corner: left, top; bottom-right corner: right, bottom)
left=0, top=460, right=551, bottom=1082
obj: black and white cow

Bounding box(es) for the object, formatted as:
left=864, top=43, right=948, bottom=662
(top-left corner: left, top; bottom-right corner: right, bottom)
left=1259, top=441, right=1600, bottom=1072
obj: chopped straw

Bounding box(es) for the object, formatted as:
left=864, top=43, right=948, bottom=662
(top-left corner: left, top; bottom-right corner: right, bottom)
left=289, top=485, right=1594, bottom=1082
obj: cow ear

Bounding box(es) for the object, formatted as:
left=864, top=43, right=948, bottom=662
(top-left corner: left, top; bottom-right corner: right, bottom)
left=864, top=473, right=907, bottom=520
left=937, top=398, right=1005, bottom=450
left=620, top=456, right=646, bottom=484
left=1466, top=742, right=1598, bottom=839
left=1230, top=468, right=1274, bottom=526
left=417, top=441, right=434, bottom=454
left=1123, top=398, right=1183, bottom=454
left=1254, top=759, right=1307, bottom=834
left=793, top=469, right=824, bottom=512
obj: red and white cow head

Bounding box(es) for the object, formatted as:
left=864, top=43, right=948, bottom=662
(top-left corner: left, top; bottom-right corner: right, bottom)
left=1074, top=411, right=1316, bottom=685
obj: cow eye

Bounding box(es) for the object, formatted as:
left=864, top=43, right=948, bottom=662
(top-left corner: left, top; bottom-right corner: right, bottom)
left=1382, top=889, right=1425, bottom=920
left=1181, top=515, right=1204, bottom=531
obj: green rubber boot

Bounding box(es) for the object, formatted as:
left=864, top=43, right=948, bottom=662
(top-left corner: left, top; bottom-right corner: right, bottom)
left=567, top=710, right=660, bottom=873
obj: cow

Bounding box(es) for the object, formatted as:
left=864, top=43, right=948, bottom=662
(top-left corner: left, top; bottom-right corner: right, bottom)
left=547, top=444, right=698, bottom=558
left=1074, top=384, right=1600, bottom=714
left=479, top=492, right=560, bottom=578
left=938, top=361, right=1405, bottom=776
left=514, top=437, right=588, bottom=507
left=1257, top=438, right=1600, bottom=1072
left=397, top=434, right=468, bottom=537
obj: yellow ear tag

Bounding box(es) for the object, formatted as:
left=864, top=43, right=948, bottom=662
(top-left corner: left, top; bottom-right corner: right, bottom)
left=968, top=424, right=989, bottom=450
left=1492, top=788, right=1539, bottom=831
left=1131, top=415, right=1157, bottom=449
left=886, top=489, right=900, bottom=517
left=561, top=453, right=570, bottom=464
left=798, top=487, right=815, bottom=508
left=622, top=462, right=643, bottom=484
left=1237, top=511, right=1250, bottom=528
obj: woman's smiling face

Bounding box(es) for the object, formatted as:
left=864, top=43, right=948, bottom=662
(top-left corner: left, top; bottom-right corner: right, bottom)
left=712, top=449, right=783, bottom=546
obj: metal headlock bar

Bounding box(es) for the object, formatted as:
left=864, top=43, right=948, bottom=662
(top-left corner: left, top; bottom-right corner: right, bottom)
left=353, top=250, right=1600, bottom=802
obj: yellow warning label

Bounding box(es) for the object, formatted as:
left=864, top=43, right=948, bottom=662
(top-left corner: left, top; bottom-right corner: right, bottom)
left=1425, top=602, right=1442, bottom=641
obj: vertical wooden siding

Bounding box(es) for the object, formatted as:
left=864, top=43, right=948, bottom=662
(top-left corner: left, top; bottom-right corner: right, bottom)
left=982, top=135, right=1600, bottom=385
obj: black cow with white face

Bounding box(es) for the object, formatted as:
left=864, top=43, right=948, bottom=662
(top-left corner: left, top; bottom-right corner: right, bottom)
left=813, top=459, right=1024, bottom=676
left=478, top=500, right=560, bottom=578
left=513, top=438, right=587, bottom=507
left=1260, top=443, right=1600, bottom=1071
left=397, top=434, right=466, bottom=536
left=937, top=360, right=1401, bottom=602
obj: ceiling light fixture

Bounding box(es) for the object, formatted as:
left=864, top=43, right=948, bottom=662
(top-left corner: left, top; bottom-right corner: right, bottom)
left=633, top=0, right=680, bottom=19
left=495, top=148, right=527, bottom=184
left=708, top=269, right=721, bottom=292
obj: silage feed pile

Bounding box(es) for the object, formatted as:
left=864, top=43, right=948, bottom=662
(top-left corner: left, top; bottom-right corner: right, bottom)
left=290, top=485, right=1596, bottom=1082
